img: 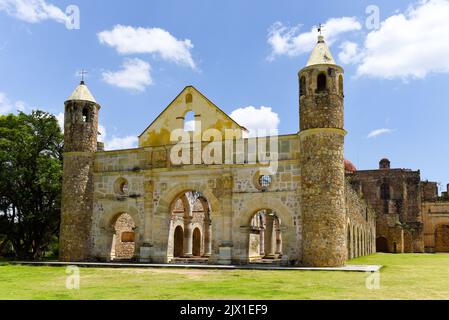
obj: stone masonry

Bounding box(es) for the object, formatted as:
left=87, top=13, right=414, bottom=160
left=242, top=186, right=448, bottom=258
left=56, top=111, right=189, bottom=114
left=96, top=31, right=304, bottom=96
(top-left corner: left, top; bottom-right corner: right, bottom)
left=59, top=36, right=378, bottom=267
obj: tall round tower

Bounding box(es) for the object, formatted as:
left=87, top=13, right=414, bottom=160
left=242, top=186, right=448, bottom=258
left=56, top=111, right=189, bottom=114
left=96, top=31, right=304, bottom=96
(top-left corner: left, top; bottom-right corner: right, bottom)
left=59, top=81, right=100, bottom=262
left=299, top=35, right=347, bottom=267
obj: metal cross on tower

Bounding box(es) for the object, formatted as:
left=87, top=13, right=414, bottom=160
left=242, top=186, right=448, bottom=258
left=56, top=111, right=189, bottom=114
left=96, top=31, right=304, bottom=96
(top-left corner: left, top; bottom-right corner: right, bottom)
left=79, top=69, right=88, bottom=83
left=317, top=23, right=324, bottom=35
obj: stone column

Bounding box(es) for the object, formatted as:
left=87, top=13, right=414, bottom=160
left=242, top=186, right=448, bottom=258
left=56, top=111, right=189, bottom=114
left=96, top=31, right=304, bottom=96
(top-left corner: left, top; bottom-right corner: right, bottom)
left=259, top=227, right=265, bottom=257
left=275, top=220, right=282, bottom=256
left=264, top=215, right=276, bottom=258
left=203, top=216, right=212, bottom=257
left=218, top=173, right=234, bottom=265
left=183, top=216, right=193, bottom=257
left=110, top=234, right=117, bottom=261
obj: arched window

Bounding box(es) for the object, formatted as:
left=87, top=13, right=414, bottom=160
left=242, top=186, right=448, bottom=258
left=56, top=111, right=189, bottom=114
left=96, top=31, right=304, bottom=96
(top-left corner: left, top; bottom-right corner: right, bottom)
left=317, top=73, right=327, bottom=92
left=82, top=107, right=89, bottom=122
left=339, top=75, right=344, bottom=95
left=184, top=111, right=195, bottom=131
left=380, top=183, right=390, bottom=200
left=300, top=76, right=306, bottom=96
left=186, top=93, right=193, bottom=104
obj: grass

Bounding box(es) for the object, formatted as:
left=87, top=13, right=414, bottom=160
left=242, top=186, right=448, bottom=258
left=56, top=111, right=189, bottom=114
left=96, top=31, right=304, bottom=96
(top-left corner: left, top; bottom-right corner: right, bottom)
left=0, top=254, right=448, bottom=300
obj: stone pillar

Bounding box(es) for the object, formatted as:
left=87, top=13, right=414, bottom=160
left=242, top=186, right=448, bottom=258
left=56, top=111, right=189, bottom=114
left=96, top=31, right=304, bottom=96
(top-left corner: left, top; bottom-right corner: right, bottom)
left=218, top=173, right=234, bottom=265
left=264, top=215, right=276, bottom=258
left=275, top=220, right=282, bottom=256
left=183, top=216, right=193, bottom=257
left=259, top=227, right=265, bottom=257
left=203, top=216, right=212, bottom=257
left=110, top=234, right=117, bottom=261
left=349, top=226, right=354, bottom=259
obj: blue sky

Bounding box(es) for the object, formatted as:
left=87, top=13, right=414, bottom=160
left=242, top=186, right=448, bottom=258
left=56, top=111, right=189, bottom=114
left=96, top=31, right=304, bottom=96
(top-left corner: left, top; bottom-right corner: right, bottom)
left=0, top=0, right=448, bottom=190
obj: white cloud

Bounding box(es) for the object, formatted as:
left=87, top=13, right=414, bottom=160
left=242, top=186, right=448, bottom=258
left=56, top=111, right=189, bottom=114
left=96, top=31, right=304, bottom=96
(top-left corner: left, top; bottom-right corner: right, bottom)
left=105, top=136, right=138, bottom=150
left=230, top=106, right=280, bottom=137
left=355, top=0, right=449, bottom=79
left=56, top=112, right=64, bottom=130
left=338, top=41, right=362, bottom=65
left=102, top=58, right=152, bottom=92
left=0, top=92, right=28, bottom=114
left=14, top=100, right=26, bottom=111
left=267, top=17, right=362, bottom=60
left=98, top=124, right=107, bottom=142
left=98, top=25, right=196, bottom=69
left=0, top=0, right=68, bottom=24
left=367, top=128, right=394, bottom=139
left=0, top=92, right=13, bottom=114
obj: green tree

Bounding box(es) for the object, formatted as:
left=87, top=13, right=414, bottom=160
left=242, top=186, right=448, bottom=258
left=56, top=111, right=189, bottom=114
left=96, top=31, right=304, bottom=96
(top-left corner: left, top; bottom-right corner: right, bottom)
left=0, top=111, right=63, bottom=260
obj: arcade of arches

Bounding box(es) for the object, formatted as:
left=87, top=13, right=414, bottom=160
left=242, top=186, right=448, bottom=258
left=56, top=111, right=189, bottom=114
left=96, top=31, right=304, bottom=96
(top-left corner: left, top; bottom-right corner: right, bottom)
left=347, top=224, right=376, bottom=259
left=248, top=210, right=283, bottom=263
left=168, top=191, right=212, bottom=261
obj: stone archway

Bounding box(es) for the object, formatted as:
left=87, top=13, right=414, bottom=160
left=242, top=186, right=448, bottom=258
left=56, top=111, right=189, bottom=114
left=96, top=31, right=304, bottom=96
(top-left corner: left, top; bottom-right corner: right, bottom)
left=93, top=205, right=142, bottom=262
left=376, top=236, right=388, bottom=253
left=110, top=212, right=136, bottom=261
left=235, top=196, right=298, bottom=266
left=435, top=225, right=449, bottom=252
left=153, top=182, right=221, bottom=264
left=165, top=189, right=214, bottom=262
left=247, top=209, right=283, bottom=263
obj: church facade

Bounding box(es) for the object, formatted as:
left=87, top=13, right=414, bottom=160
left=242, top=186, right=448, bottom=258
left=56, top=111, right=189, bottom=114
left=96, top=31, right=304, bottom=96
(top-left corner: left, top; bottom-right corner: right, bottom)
left=58, top=35, right=448, bottom=267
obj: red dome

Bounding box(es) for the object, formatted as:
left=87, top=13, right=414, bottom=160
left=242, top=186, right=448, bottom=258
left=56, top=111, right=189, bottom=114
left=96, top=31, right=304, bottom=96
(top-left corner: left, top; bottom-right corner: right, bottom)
left=344, top=159, right=357, bottom=173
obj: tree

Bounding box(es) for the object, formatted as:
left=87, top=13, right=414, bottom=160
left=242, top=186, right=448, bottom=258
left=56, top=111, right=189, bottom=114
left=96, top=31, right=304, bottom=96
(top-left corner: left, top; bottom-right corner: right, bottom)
left=0, top=111, right=63, bottom=260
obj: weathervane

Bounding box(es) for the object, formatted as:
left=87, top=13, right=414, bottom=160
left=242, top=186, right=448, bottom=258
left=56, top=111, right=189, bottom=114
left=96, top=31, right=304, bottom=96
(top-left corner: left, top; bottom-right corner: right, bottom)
left=79, top=69, right=88, bottom=84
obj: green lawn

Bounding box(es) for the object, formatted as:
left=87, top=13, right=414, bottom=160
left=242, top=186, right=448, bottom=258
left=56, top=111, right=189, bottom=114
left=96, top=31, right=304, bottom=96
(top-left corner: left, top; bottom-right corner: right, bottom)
left=0, top=254, right=448, bottom=300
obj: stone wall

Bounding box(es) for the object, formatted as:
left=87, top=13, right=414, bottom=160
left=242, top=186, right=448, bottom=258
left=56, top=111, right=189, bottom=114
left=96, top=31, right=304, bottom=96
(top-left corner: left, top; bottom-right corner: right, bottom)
left=345, top=181, right=377, bottom=259
left=422, top=198, right=449, bottom=252
left=87, top=133, right=309, bottom=265
left=349, top=167, right=424, bottom=253
left=421, top=181, right=439, bottom=201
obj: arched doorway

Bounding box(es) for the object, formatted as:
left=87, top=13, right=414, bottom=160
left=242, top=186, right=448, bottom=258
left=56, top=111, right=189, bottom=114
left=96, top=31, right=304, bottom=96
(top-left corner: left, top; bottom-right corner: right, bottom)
left=110, top=213, right=136, bottom=261
left=193, top=228, right=202, bottom=257
left=376, top=237, right=389, bottom=253
left=435, top=225, right=449, bottom=252
left=174, top=226, right=184, bottom=258
left=168, top=191, right=212, bottom=262
left=248, top=209, right=282, bottom=263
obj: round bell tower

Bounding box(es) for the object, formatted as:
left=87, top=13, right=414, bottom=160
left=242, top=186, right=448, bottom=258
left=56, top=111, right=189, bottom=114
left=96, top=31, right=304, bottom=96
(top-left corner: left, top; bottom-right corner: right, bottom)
left=59, top=81, right=100, bottom=262
left=299, top=35, right=347, bottom=267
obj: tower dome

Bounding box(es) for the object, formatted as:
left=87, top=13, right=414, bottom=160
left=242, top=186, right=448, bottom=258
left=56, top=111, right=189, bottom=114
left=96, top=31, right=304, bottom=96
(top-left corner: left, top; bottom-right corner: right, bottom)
left=67, top=81, right=97, bottom=104
left=306, top=35, right=336, bottom=66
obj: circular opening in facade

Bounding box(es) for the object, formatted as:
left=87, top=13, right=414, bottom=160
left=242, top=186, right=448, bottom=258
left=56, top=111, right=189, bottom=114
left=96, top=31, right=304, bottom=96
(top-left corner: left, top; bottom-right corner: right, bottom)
left=259, top=175, right=272, bottom=191
left=115, top=178, right=129, bottom=195
left=120, top=181, right=129, bottom=194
